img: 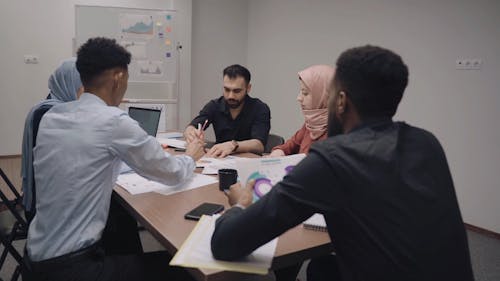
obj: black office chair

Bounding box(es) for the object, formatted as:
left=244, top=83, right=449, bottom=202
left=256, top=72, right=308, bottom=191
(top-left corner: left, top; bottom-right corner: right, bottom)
left=0, top=103, right=55, bottom=281
left=264, top=133, right=285, bottom=154
left=23, top=104, right=54, bottom=223
left=0, top=168, right=28, bottom=281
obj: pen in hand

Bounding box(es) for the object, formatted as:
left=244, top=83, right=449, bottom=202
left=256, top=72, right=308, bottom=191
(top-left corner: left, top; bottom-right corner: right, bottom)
left=198, top=120, right=208, bottom=139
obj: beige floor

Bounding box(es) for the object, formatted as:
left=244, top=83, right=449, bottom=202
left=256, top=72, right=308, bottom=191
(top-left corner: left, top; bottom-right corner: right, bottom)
left=0, top=156, right=22, bottom=201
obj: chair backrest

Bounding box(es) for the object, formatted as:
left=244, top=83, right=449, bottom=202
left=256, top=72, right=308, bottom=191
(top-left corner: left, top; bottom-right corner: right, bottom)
left=0, top=169, right=27, bottom=231
left=24, top=104, right=54, bottom=223
left=264, top=134, right=285, bottom=153
left=0, top=168, right=27, bottom=281
left=32, top=104, right=53, bottom=147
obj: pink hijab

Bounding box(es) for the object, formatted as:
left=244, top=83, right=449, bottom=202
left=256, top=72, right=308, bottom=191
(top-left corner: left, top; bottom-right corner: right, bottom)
left=298, top=65, right=335, bottom=140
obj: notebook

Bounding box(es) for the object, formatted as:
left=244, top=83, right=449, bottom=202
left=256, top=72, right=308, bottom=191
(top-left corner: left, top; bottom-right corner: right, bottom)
left=128, top=107, right=161, bottom=136
left=303, top=213, right=328, bottom=232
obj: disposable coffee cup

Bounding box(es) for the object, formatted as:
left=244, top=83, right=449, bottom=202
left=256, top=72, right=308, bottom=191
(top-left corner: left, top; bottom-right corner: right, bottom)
left=218, top=169, right=238, bottom=191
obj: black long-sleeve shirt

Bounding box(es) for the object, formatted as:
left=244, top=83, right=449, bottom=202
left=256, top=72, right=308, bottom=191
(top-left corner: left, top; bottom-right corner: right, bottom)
left=189, top=95, right=271, bottom=145
left=211, top=119, right=473, bottom=281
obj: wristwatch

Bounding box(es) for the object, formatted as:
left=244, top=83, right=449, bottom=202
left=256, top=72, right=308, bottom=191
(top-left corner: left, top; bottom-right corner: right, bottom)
left=231, top=140, right=239, bottom=152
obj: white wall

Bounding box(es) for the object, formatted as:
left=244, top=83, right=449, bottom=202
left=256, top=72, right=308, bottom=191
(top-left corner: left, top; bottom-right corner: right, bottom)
left=246, top=0, right=500, bottom=232
left=0, top=0, right=192, bottom=155
left=2, top=0, right=499, bottom=233
left=191, top=0, right=248, bottom=141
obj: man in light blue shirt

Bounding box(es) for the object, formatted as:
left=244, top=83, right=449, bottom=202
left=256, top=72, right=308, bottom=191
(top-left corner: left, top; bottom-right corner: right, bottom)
left=24, top=37, right=204, bottom=281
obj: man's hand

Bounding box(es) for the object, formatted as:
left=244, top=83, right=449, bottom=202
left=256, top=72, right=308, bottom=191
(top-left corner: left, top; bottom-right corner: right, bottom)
left=205, top=141, right=235, bottom=158
left=185, top=139, right=205, bottom=161
left=265, top=149, right=285, bottom=158
left=184, top=125, right=204, bottom=143
left=225, top=179, right=255, bottom=208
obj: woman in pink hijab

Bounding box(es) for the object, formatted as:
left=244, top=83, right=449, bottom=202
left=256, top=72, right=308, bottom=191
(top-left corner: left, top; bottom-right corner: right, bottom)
left=269, top=65, right=335, bottom=156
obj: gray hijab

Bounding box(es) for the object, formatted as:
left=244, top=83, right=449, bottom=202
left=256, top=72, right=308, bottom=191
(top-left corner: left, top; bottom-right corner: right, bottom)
left=21, top=58, right=82, bottom=212
left=48, top=58, right=82, bottom=101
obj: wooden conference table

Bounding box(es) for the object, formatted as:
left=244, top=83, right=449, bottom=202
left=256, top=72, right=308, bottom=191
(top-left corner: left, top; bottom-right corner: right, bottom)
left=114, top=152, right=333, bottom=281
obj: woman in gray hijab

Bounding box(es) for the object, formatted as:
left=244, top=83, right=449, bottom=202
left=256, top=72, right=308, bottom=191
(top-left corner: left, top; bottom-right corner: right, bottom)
left=21, top=58, right=83, bottom=221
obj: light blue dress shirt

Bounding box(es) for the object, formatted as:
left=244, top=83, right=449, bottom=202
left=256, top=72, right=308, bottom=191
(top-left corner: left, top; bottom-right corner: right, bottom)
left=27, top=93, right=195, bottom=261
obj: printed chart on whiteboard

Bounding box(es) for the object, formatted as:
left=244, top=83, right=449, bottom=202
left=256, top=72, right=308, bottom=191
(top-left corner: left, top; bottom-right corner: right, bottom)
left=118, top=12, right=177, bottom=83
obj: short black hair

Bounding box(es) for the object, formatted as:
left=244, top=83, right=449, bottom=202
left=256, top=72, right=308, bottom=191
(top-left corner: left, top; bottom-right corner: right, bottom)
left=334, top=45, right=408, bottom=118
left=76, top=37, right=131, bottom=87
left=223, top=64, right=251, bottom=85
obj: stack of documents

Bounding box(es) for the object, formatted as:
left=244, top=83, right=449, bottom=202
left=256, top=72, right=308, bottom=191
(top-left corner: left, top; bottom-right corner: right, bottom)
left=170, top=215, right=278, bottom=274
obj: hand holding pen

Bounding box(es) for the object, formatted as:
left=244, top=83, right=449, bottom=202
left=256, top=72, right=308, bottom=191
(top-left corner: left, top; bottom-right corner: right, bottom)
left=197, top=119, right=208, bottom=140
left=185, top=119, right=208, bottom=143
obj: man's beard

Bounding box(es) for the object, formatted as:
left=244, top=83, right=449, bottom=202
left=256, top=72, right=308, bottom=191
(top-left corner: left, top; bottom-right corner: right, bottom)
left=327, top=110, right=343, bottom=137
left=225, top=98, right=243, bottom=109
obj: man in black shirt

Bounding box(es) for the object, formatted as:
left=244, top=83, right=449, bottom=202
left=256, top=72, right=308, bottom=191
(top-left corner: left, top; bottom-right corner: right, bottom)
left=211, top=46, right=473, bottom=281
left=184, top=64, right=270, bottom=157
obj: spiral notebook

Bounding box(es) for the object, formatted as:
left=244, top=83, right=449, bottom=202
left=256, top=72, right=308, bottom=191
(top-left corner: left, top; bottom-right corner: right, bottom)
left=302, top=214, right=328, bottom=232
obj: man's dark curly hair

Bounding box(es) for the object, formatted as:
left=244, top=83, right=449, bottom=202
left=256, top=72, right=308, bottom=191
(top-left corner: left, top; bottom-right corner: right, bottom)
left=223, top=64, right=251, bottom=85
left=76, top=37, right=131, bottom=87
left=334, top=45, right=408, bottom=118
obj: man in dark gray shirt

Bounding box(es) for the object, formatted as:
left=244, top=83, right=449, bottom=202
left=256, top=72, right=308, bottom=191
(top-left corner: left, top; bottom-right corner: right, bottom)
left=211, top=45, right=473, bottom=281
left=184, top=64, right=271, bottom=158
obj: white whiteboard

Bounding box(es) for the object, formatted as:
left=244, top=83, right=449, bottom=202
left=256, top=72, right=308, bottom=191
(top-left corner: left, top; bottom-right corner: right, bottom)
left=75, top=5, right=178, bottom=83
left=75, top=5, right=186, bottom=130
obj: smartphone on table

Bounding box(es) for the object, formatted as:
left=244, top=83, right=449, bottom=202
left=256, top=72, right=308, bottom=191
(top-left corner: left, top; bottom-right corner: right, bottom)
left=184, top=203, right=224, bottom=221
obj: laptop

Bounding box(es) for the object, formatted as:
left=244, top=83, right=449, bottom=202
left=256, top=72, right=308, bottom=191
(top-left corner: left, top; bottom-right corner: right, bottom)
left=128, top=107, right=161, bottom=136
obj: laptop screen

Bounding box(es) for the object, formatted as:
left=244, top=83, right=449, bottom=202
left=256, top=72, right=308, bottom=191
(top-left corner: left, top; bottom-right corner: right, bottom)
left=128, top=107, right=161, bottom=136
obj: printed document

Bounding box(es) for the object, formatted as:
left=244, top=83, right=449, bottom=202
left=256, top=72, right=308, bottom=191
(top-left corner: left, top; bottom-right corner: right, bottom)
left=196, top=156, right=239, bottom=175
left=236, top=154, right=306, bottom=201
left=170, top=215, right=277, bottom=274
left=116, top=173, right=218, bottom=195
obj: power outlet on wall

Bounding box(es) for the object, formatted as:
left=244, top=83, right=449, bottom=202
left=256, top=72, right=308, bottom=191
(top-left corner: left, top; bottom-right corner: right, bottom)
left=456, top=58, right=482, bottom=70
left=24, top=55, right=39, bottom=64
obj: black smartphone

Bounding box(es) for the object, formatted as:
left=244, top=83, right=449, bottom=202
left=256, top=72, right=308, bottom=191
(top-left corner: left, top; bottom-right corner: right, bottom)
left=184, top=203, right=224, bottom=221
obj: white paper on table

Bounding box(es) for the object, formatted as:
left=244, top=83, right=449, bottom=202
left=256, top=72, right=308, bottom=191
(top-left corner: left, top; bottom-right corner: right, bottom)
left=235, top=154, right=306, bottom=202
left=116, top=173, right=218, bottom=195
left=236, top=154, right=306, bottom=185
left=156, top=132, right=183, bottom=139
left=157, top=138, right=187, bottom=149
left=170, top=215, right=277, bottom=275
left=196, top=156, right=239, bottom=175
